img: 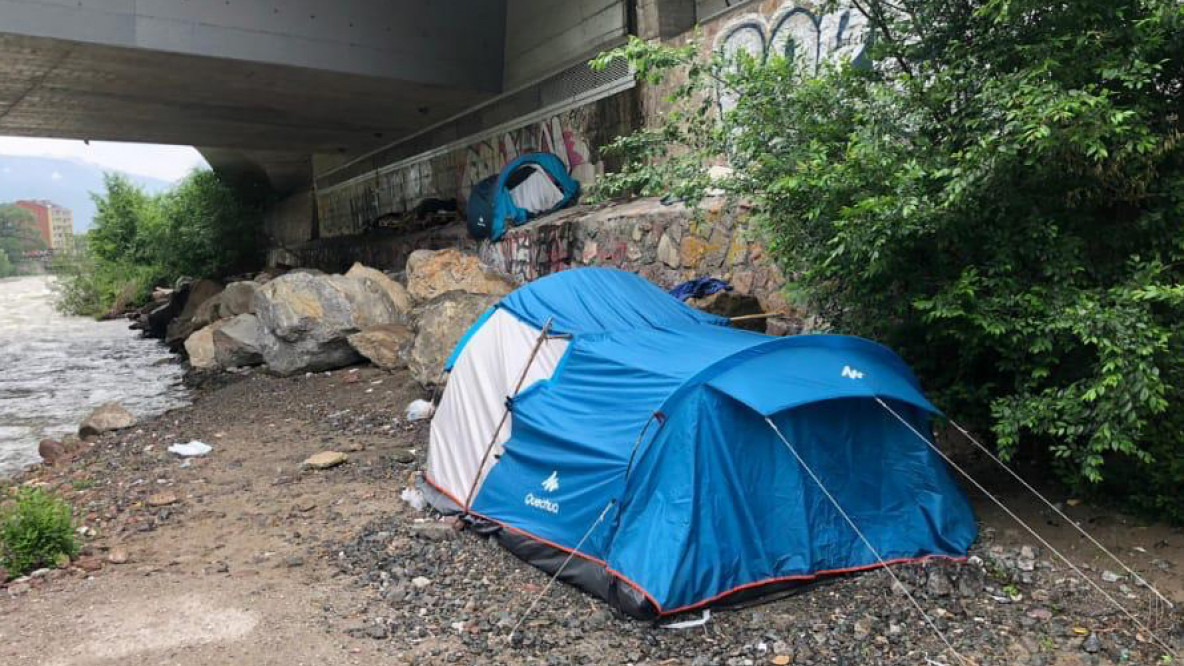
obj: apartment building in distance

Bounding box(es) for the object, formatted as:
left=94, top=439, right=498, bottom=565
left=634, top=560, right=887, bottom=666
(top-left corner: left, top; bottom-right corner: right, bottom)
left=15, top=200, right=74, bottom=253
left=48, top=204, right=74, bottom=253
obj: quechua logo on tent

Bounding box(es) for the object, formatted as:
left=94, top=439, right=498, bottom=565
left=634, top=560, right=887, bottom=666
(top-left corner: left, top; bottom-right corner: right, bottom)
left=841, top=365, right=865, bottom=379
left=525, top=471, right=561, bottom=514
left=541, top=471, right=560, bottom=492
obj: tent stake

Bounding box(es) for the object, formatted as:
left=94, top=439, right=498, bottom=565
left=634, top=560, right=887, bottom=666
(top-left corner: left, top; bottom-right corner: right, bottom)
left=460, top=317, right=555, bottom=516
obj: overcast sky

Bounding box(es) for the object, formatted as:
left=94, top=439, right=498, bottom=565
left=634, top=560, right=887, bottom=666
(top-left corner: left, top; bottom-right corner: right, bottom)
left=0, top=137, right=207, bottom=182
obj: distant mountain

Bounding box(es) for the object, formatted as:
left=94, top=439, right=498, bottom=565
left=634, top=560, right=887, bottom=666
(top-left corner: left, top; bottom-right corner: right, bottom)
left=0, top=155, right=174, bottom=232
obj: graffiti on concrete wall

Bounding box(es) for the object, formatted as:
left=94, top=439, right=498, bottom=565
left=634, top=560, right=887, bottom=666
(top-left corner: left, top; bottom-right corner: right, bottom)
left=316, top=108, right=599, bottom=239
left=458, top=112, right=595, bottom=202
left=479, top=219, right=577, bottom=282
left=714, top=2, right=869, bottom=111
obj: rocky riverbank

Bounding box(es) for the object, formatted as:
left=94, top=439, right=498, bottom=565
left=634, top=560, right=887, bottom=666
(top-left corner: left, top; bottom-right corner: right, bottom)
left=124, top=249, right=519, bottom=384
left=0, top=361, right=1181, bottom=665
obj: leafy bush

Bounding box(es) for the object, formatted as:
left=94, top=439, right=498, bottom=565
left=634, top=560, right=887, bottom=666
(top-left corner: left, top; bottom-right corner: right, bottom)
left=55, top=170, right=263, bottom=317
left=0, top=246, right=12, bottom=278
left=594, top=0, right=1184, bottom=518
left=0, top=204, right=46, bottom=278
left=52, top=253, right=161, bottom=319
left=152, top=170, right=264, bottom=280
left=0, top=488, right=79, bottom=576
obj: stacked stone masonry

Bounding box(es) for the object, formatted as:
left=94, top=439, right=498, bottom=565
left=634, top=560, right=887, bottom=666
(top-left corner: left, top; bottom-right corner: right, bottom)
left=477, top=197, right=801, bottom=334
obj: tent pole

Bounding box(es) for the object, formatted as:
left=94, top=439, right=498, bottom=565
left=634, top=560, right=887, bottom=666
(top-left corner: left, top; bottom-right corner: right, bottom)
left=460, top=317, right=555, bottom=516
left=764, top=417, right=973, bottom=666
left=876, top=398, right=1180, bottom=660
left=426, top=369, right=447, bottom=408
left=727, top=312, right=785, bottom=323
left=946, top=417, right=1175, bottom=610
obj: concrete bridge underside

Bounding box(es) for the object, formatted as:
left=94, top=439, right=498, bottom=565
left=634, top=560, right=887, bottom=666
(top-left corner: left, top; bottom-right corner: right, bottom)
left=0, top=0, right=701, bottom=202
left=0, top=0, right=512, bottom=193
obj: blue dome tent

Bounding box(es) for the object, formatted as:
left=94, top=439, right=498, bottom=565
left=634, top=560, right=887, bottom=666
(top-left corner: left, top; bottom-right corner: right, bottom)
left=466, top=152, right=580, bottom=241
left=423, top=268, right=976, bottom=618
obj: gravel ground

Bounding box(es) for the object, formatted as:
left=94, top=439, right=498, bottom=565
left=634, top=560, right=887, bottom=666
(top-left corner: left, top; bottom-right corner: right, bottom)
left=332, top=432, right=1184, bottom=666
left=2, top=366, right=1181, bottom=666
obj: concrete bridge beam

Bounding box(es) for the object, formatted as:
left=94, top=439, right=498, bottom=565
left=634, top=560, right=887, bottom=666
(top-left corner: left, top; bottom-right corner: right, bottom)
left=0, top=0, right=506, bottom=92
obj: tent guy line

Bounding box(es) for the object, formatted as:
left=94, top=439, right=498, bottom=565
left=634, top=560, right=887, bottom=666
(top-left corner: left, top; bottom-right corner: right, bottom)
left=507, top=499, right=616, bottom=643
left=946, top=417, right=1175, bottom=610
left=876, top=398, right=1180, bottom=661
left=765, top=416, right=973, bottom=666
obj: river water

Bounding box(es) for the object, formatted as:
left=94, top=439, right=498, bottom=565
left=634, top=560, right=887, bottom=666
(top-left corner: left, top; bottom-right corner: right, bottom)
left=0, top=276, right=188, bottom=476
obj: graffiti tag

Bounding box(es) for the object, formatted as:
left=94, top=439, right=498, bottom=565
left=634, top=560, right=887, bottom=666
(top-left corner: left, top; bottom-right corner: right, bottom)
left=715, top=3, right=869, bottom=111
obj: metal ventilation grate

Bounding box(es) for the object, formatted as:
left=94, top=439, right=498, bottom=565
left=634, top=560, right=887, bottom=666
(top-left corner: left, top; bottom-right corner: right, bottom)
left=539, top=56, right=631, bottom=107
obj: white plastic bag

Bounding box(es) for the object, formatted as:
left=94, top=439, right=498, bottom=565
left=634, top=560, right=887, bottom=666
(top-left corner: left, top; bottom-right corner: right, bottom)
left=661, top=609, right=711, bottom=630
left=401, top=487, right=426, bottom=512
left=405, top=399, right=435, bottom=421
left=168, top=441, right=213, bottom=457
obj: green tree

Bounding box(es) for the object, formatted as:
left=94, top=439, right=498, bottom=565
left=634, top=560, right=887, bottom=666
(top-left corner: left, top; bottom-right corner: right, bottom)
left=150, top=169, right=263, bottom=279
left=0, top=204, right=46, bottom=277
left=85, top=173, right=156, bottom=266
left=55, top=169, right=262, bottom=317
left=0, top=247, right=13, bottom=278
left=595, top=0, right=1184, bottom=518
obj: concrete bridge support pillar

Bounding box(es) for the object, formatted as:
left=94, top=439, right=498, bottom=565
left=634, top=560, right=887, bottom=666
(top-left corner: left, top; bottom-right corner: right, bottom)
left=637, top=0, right=697, bottom=40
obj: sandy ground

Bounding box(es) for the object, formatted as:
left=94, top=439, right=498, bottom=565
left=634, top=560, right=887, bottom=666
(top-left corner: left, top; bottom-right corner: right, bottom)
left=1, top=365, right=1181, bottom=665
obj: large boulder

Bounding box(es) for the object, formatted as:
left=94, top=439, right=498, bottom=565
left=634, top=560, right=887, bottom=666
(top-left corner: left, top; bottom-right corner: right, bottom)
left=340, top=275, right=403, bottom=329
left=405, top=249, right=516, bottom=303
left=190, top=280, right=260, bottom=332
left=185, top=314, right=267, bottom=371
left=254, top=272, right=400, bottom=375
left=142, top=282, right=195, bottom=339
left=184, top=326, right=218, bottom=370
left=78, top=403, right=136, bottom=439
left=190, top=295, right=222, bottom=330
left=345, top=263, right=412, bottom=317
left=348, top=324, right=415, bottom=371
left=212, top=314, right=266, bottom=368
left=407, top=291, right=500, bottom=386
left=165, top=279, right=223, bottom=348
left=217, top=281, right=259, bottom=318
left=144, top=299, right=178, bottom=336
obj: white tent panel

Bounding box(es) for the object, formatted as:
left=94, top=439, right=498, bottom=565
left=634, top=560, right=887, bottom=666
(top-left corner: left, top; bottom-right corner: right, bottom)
left=508, top=165, right=564, bottom=212
left=427, top=308, right=568, bottom=506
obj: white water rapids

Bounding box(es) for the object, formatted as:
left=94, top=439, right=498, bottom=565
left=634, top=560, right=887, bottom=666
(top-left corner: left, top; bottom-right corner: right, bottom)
left=0, top=275, right=188, bottom=475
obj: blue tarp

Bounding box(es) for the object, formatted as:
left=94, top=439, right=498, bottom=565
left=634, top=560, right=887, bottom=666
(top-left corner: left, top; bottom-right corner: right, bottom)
left=669, top=276, right=732, bottom=301
left=449, top=268, right=976, bottom=615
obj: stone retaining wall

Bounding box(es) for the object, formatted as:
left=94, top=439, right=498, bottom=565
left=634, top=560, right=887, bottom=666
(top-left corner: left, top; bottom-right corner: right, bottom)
left=478, top=197, right=805, bottom=334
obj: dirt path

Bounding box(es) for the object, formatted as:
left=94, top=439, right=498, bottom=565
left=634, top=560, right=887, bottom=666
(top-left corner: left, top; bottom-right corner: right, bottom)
left=1, top=365, right=426, bottom=666
left=1, top=366, right=1181, bottom=665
